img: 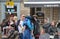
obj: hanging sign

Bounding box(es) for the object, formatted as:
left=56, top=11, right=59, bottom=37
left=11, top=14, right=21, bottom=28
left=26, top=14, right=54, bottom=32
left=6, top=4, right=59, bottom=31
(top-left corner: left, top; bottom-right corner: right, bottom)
left=6, top=0, right=14, bottom=8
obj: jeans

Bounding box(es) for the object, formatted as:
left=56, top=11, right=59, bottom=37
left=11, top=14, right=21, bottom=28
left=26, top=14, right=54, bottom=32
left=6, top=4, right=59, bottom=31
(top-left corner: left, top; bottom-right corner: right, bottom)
left=23, top=29, right=32, bottom=39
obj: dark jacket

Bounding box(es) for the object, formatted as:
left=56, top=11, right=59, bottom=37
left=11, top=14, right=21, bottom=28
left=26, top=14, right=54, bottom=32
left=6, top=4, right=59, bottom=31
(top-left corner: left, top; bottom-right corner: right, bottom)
left=33, top=19, right=40, bottom=36
left=48, top=26, right=58, bottom=35
left=57, top=22, right=60, bottom=28
left=16, top=20, right=20, bottom=31
left=42, top=23, right=51, bottom=33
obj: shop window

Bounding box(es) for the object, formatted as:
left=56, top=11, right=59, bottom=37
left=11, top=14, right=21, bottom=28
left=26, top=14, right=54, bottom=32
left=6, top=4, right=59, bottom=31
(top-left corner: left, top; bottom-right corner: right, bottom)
left=36, top=8, right=41, bottom=11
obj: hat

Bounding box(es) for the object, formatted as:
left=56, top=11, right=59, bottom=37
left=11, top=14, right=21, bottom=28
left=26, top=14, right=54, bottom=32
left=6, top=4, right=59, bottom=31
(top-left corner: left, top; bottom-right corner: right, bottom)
left=33, top=15, right=37, bottom=17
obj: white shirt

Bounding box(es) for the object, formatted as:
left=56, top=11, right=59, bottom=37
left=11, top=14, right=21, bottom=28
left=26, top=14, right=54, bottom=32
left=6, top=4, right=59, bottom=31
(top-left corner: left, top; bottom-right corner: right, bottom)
left=18, top=20, right=24, bottom=33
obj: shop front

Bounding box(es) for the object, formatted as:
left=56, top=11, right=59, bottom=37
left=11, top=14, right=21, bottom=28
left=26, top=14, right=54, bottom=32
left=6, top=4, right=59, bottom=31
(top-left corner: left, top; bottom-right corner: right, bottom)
left=24, top=0, right=60, bottom=24
left=0, top=0, right=21, bottom=23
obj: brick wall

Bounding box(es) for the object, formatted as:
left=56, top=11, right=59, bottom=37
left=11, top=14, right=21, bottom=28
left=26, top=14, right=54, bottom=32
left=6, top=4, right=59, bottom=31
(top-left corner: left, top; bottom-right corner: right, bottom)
left=53, top=7, right=59, bottom=21
left=43, top=8, right=50, bottom=18
left=42, top=7, right=59, bottom=22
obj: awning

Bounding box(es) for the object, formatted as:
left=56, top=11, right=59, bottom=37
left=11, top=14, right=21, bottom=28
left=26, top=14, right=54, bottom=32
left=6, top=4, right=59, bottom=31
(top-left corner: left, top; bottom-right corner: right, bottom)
left=24, top=1, right=60, bottom=7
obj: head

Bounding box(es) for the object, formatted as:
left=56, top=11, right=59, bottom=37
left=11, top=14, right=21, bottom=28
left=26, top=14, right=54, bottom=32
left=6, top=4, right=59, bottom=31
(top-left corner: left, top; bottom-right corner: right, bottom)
left=13, top=16, right=17, bottom=21
left=9, top=14, right=14, bottom=21
left=51, top=20, right=56, bottom=27
left=20, top=14, right=25, bottom=20
left=44, top=18, right=48, bottom=23
left=33, top=15, right=37, bottom=18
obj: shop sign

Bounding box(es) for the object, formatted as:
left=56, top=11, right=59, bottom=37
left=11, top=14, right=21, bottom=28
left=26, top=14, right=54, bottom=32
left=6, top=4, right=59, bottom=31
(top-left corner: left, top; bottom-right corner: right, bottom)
left=6, top=0, right=14, bottom=8
left=44, top=4, right=59, bottom=7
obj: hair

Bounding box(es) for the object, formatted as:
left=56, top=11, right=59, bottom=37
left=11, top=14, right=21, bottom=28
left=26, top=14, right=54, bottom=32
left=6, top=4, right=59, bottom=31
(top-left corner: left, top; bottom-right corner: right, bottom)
left=44, top=18, right=48, bottom=21
left=51, top=20, right=57, bottom=26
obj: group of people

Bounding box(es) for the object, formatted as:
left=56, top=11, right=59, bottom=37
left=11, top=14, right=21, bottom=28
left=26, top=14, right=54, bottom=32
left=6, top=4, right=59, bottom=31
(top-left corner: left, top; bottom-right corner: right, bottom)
left=1, top=14, right=60, bottom=39
left=40, top=18, right=60, bottom=39
left=0, top=14, right=40, bottom=39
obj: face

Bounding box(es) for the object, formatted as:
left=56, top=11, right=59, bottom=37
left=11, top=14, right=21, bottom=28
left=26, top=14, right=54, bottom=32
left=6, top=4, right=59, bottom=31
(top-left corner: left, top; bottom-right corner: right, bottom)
left=51, top=21, right=55, bottom=26
left=44, top=19, right=47, bottom=23
left=13, top=16, right=17, bottom=21
left=10, top=16, right=14, bottom=20
left=21, top=15, right=25, bottom=20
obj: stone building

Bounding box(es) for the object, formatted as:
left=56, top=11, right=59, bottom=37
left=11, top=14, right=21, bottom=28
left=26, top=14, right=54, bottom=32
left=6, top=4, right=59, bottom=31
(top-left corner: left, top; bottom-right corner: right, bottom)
left=0, top=0, right=30, bottom=23
left=24, top=0, right=60, bottom=23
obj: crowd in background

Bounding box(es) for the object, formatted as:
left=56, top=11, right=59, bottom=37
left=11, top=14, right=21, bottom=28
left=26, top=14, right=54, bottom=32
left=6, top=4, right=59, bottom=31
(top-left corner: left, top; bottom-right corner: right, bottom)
left=0, top=14, right=60, bottom=39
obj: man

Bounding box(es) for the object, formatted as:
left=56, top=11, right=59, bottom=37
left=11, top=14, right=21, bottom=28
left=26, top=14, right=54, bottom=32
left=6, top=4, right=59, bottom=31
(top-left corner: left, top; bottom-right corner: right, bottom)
left=48, top=20, right=59, bottom=39
left=23, top=15, right=33, bottom=39
left=42, top=18, right=50, bottom=33
left=17, top=15, right=26, bottom=39
left=33, top=15, right=40, bottom=39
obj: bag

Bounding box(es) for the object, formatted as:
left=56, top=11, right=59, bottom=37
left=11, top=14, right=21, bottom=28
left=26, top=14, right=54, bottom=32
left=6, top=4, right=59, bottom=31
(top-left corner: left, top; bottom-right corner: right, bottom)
left=25, top=16, right=33, bottom=22
left=25, top=16, right=34, bottom=30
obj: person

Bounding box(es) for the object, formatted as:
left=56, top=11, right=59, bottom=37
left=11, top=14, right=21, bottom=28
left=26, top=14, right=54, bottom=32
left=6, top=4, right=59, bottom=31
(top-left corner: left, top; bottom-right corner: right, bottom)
left=13, top=16, right=18, bottom=31
left=8, top=14, right=17, bottom=30
left=57, top=20, right=60, bottom=29
left=48, top=20, right=59, bottom=39
left=1, top=19, right=8, bottom=35
left=17, top=15, right=26, bottom=39
left=39, top=29, right=50, bottom=39
left=32, top=15, right=40, bottom=39
left=23, top=15, right=33, bottom=39
left=42, top=18, right=50, bottom=33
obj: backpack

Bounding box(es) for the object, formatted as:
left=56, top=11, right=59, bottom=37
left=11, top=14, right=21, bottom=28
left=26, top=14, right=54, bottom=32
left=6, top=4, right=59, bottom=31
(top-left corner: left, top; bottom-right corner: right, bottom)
left=25, top=16, right=33, bottom=22
left=25, top=16, right=34, bottom=30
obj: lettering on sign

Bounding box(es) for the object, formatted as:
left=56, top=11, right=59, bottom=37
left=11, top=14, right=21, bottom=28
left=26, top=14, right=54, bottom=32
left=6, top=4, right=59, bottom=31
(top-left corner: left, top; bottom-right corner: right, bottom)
left=44, top=5, right=59, bottom=7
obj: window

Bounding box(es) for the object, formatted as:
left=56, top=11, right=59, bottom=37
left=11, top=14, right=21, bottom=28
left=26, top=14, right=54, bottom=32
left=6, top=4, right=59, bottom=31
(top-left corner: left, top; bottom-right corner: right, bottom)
left=36, top=8, right=41, bottom=11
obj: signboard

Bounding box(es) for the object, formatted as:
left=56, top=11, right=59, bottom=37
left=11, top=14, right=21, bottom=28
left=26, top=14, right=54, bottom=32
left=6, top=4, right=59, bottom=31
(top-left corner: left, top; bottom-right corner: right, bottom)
left=24, top=0, right=60, bottom=2
left=36, top=12, right=44, bottom=17
left=5, top=6, right=17, bottom=13
left=44, top=4, right=59, bottom=7
left=6, top=0, right=14, bottom=8
left=24, top=4, right=60, bottom=7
